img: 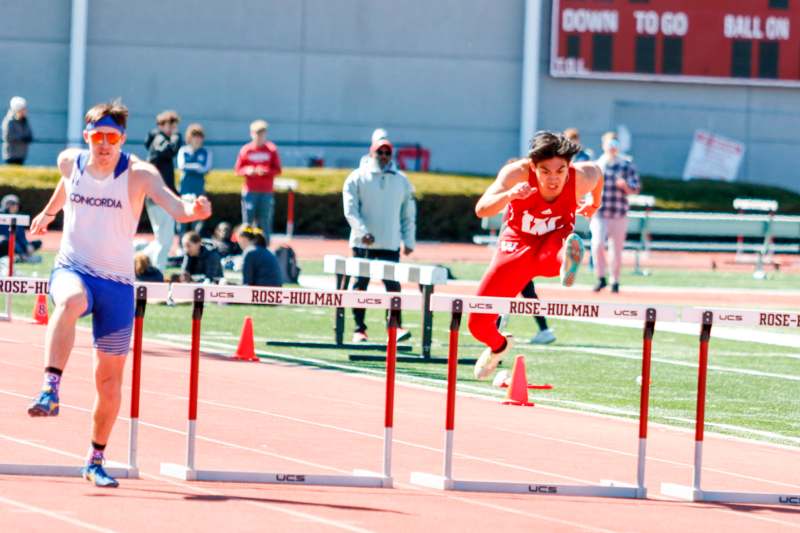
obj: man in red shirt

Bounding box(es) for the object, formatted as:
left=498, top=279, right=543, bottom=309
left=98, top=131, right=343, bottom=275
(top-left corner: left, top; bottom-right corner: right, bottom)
left=235, top=119, right=282, bottom=244
left=469, top=131, right=604, bottom=380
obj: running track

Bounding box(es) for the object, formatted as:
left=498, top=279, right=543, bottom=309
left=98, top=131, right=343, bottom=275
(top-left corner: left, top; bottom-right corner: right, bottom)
left=1, top=319, right=799, bottom=532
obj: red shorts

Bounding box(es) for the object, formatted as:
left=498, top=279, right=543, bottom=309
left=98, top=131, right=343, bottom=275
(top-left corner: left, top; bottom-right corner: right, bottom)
left=468, top=229, right=569, bottom=351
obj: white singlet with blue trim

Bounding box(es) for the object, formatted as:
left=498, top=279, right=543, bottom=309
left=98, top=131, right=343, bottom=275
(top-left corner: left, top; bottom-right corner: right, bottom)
left=55, top=151, right=137, bottom=284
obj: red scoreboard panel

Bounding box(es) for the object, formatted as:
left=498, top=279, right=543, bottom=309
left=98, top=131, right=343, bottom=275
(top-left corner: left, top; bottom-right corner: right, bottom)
left=550, top=0, right=800, bottom=87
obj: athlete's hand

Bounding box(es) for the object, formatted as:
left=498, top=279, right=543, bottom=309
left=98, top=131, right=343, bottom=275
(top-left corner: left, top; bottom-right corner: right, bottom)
left=191, top=196, right=212, bottom=220
left=30, top=212, right=56, bottom=235
left=506, top=182, right=535, bottom=201
left=576, top=201, right=600, bottom=219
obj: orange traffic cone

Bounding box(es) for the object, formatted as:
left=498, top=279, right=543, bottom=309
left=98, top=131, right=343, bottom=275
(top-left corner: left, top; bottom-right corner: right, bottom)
left=234, top=316, right=258, bottom=361
left=32, top=294, right=49, bottom=325
left=502, top=355, right=534, bottom=406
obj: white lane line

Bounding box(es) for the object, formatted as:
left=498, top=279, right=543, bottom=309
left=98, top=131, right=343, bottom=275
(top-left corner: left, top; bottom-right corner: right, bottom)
left=0, top=495, right=115, bottom=533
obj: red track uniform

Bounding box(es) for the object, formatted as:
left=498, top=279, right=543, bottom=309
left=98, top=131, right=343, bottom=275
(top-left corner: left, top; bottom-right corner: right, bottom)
left=468, top=165, right=578, bottom=351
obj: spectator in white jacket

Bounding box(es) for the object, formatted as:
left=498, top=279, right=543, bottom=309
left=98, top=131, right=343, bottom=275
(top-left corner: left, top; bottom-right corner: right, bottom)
left=343, top=136, right=416, bottom=343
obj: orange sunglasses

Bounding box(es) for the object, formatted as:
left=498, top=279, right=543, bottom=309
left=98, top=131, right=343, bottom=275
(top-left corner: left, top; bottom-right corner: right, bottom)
left=88, top=131, right=123, bottom=145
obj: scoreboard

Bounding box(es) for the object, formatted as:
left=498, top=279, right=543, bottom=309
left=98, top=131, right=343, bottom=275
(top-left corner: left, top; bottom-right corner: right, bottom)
left=550, top=0, right=800, bottom=87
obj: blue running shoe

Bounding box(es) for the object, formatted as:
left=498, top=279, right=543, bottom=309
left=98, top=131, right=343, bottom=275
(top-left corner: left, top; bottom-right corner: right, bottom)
left=27, top=387, right=59, bottom=417
left=560, top=233, right=584, bottom=287
left=81, top=460, right=119, bottom=488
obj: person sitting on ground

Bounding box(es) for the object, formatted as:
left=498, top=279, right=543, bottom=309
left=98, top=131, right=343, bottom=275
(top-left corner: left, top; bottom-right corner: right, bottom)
left=238, top=226, right=282, bottom=287
left=0, top=193, right=42, bottom=262
left=134, top=252, right=163, bottom=282
left=211, top=221, right=242, bottom=258
left=180, top=230, right=223, bottom=283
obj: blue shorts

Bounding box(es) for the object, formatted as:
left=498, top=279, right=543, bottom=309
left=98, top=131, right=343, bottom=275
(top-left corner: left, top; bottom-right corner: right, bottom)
left=49, top=268, right=134, bottom=355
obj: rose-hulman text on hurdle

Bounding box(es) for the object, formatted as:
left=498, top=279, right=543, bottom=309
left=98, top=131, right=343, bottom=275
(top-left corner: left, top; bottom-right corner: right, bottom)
left=409, top=293, right=677, bottom=499
left=661, top=307, right=800, bottom=506
left=158, top=283, right=423, bottom=488
left=0, top=277, right=168, bottom=479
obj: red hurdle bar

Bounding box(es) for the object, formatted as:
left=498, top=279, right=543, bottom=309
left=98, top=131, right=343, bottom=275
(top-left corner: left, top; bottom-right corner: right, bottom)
left=661, top=306, right=800, bottom=505
left=411, top=294, right=662, bottom=498
left=161, top=284, right=416, bottom=488
left=286, top=189, right=295, bottom=239
left=128, top=285, right=148, bottom=472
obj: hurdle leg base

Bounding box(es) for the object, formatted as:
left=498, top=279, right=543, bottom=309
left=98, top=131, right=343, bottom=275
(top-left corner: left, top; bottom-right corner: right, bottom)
left=601, top=479, right=647, bottom=499
left=160, top=462, right=197, bottom=481
left=660, top=482, right=701, bottom=501
left=351, top=469, right=393, bottom=488
left=0, top=463, right=138, bottom=479
left=409, top=472, right=454, bottom=490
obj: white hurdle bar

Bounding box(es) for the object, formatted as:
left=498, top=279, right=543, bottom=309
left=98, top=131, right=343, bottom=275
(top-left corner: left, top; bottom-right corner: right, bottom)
left=0, top=277, right=169, bottom=479
left=661, top=307, right=800, bottom=506
left=323, top=254, right=448, bottom=356
left=0, top=214, right=30, bottom=321
left=160, top=283, right=422, bottom=488
left=410, top=293, right=679, bottom=499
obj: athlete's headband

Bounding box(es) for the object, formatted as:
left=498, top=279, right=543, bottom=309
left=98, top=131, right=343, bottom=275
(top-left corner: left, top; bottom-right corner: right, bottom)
left=85, top=115, right=125, bottom=133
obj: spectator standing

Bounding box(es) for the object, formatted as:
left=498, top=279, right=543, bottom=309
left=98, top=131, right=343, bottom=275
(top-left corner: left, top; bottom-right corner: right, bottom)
left=564, top=128, right=594, bottom=163
left=0, top=193, right=42, bottom=262
left=177, top=123, right=212, bottom=237
left=591, top=132, right=641, bottom=293
left=143, top=110, right=182, bottom=272
left=343, top=136, right=416, bottom=343
left=180, top=231, right=223, bottom=283
left=2, top=96, right=33, bottom=165
left=237, top=226, right=282, bottom=287
left=234, top=120, right=282, bottom=244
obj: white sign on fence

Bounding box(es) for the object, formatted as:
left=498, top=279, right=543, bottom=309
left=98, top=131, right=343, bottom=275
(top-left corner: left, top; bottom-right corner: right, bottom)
left=683, top=130, right=745, bottom=182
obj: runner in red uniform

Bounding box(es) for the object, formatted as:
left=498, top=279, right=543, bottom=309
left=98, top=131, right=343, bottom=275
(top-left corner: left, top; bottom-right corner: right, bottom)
left=470, top=131, right=604, bottom=379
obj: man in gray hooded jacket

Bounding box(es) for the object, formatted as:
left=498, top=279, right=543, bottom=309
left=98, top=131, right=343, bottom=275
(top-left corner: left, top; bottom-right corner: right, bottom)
left=343, top=136, right=416, bottom=343
left=2, top=96, right=33, bottom=164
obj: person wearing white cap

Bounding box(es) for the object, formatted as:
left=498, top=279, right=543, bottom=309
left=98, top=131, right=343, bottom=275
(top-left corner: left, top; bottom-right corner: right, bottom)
left=359, top=127, right=390, bottom=170
left=343, top=135, right=416, bottom=343
left=2, top=96, right=33, bottom=164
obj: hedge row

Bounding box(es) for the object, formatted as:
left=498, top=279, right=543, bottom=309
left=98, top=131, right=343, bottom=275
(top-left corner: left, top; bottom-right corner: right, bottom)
left=0, top=184, right=484, bottom=242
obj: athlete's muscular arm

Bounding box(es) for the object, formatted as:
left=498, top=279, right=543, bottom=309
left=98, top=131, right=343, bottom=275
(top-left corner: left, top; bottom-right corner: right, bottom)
left=29, top=149, right=82, bottom=234
left=573, top=162, right=604, bottom=219
left=132, top=160, right=212, bottom=222
left=475, top=161, right=532, bottom=218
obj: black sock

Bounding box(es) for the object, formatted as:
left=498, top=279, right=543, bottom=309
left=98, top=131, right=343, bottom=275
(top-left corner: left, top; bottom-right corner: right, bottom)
left=44, top=366, right=62, bottom=376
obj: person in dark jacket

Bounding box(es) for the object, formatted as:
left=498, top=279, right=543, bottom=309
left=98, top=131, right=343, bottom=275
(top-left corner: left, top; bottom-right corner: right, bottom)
left=211, top=221, right=241, bottom=257
left=0, top=193, right=42, bottom=261
left=238, top=226, right=282, bottom=287
left=142, top=110, right=182, bottom=272
left=133, top=252, right=164, bottom=282
left=2, top=96, right=33, bottom=164
left=180, top=230, right=223, bottom=283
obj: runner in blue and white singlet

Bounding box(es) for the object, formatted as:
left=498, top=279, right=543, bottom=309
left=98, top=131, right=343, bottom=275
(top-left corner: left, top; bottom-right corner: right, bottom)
left=27, top=101, right=211, bottom=488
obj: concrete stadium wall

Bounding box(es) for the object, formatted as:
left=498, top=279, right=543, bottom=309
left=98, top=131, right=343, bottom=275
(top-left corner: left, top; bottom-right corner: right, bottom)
left=0, top=0, right=797, bottom=194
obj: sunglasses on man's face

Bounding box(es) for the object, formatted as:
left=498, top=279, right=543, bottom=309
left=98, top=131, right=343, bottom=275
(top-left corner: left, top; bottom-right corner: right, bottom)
left=88, top=131, right=122, bottom=145
left=376, top=150, right=392, bottom=156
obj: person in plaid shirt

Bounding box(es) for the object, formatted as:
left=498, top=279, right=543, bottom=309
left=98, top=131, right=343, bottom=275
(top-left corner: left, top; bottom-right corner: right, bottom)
left=590, top=132, right=640, bottom=293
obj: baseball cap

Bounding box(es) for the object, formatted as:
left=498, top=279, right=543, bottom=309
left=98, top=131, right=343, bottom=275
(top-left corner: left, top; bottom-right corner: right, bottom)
left=9, top=96, right=27, bottom=113
left=370, top=138, right=393, bottom=153
left=371, top=128, right=388, bottom=144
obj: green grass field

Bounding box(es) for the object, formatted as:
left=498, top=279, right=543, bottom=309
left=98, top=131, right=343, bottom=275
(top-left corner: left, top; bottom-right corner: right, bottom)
left=6, top=253, right=800, bottom=448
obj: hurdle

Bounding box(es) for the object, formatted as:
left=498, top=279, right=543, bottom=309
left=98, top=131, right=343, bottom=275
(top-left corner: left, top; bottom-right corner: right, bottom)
left=160, top=283, right=422, bottom=488
left=0, top=214, right=30, bottom=321
left=410, top=293, right=678, bottom=499
left=274, top=178, right=298, bottom=239
left=661, top=306, right=800, bottom=506
left=0, top=276, right=168, bottom=479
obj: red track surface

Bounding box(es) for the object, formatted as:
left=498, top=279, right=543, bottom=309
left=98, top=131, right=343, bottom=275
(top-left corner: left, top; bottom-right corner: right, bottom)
left=1, top=318, right=799, bottom=532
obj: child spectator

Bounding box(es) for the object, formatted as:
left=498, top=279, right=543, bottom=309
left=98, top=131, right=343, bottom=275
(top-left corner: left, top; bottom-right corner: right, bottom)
left=238, top=226, right=282, bottom=287
left=177, top=123, right=213, bottom=237
left=180, top=231, right=224, bottom=283
left=134, top=252, right=164, bottom=282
